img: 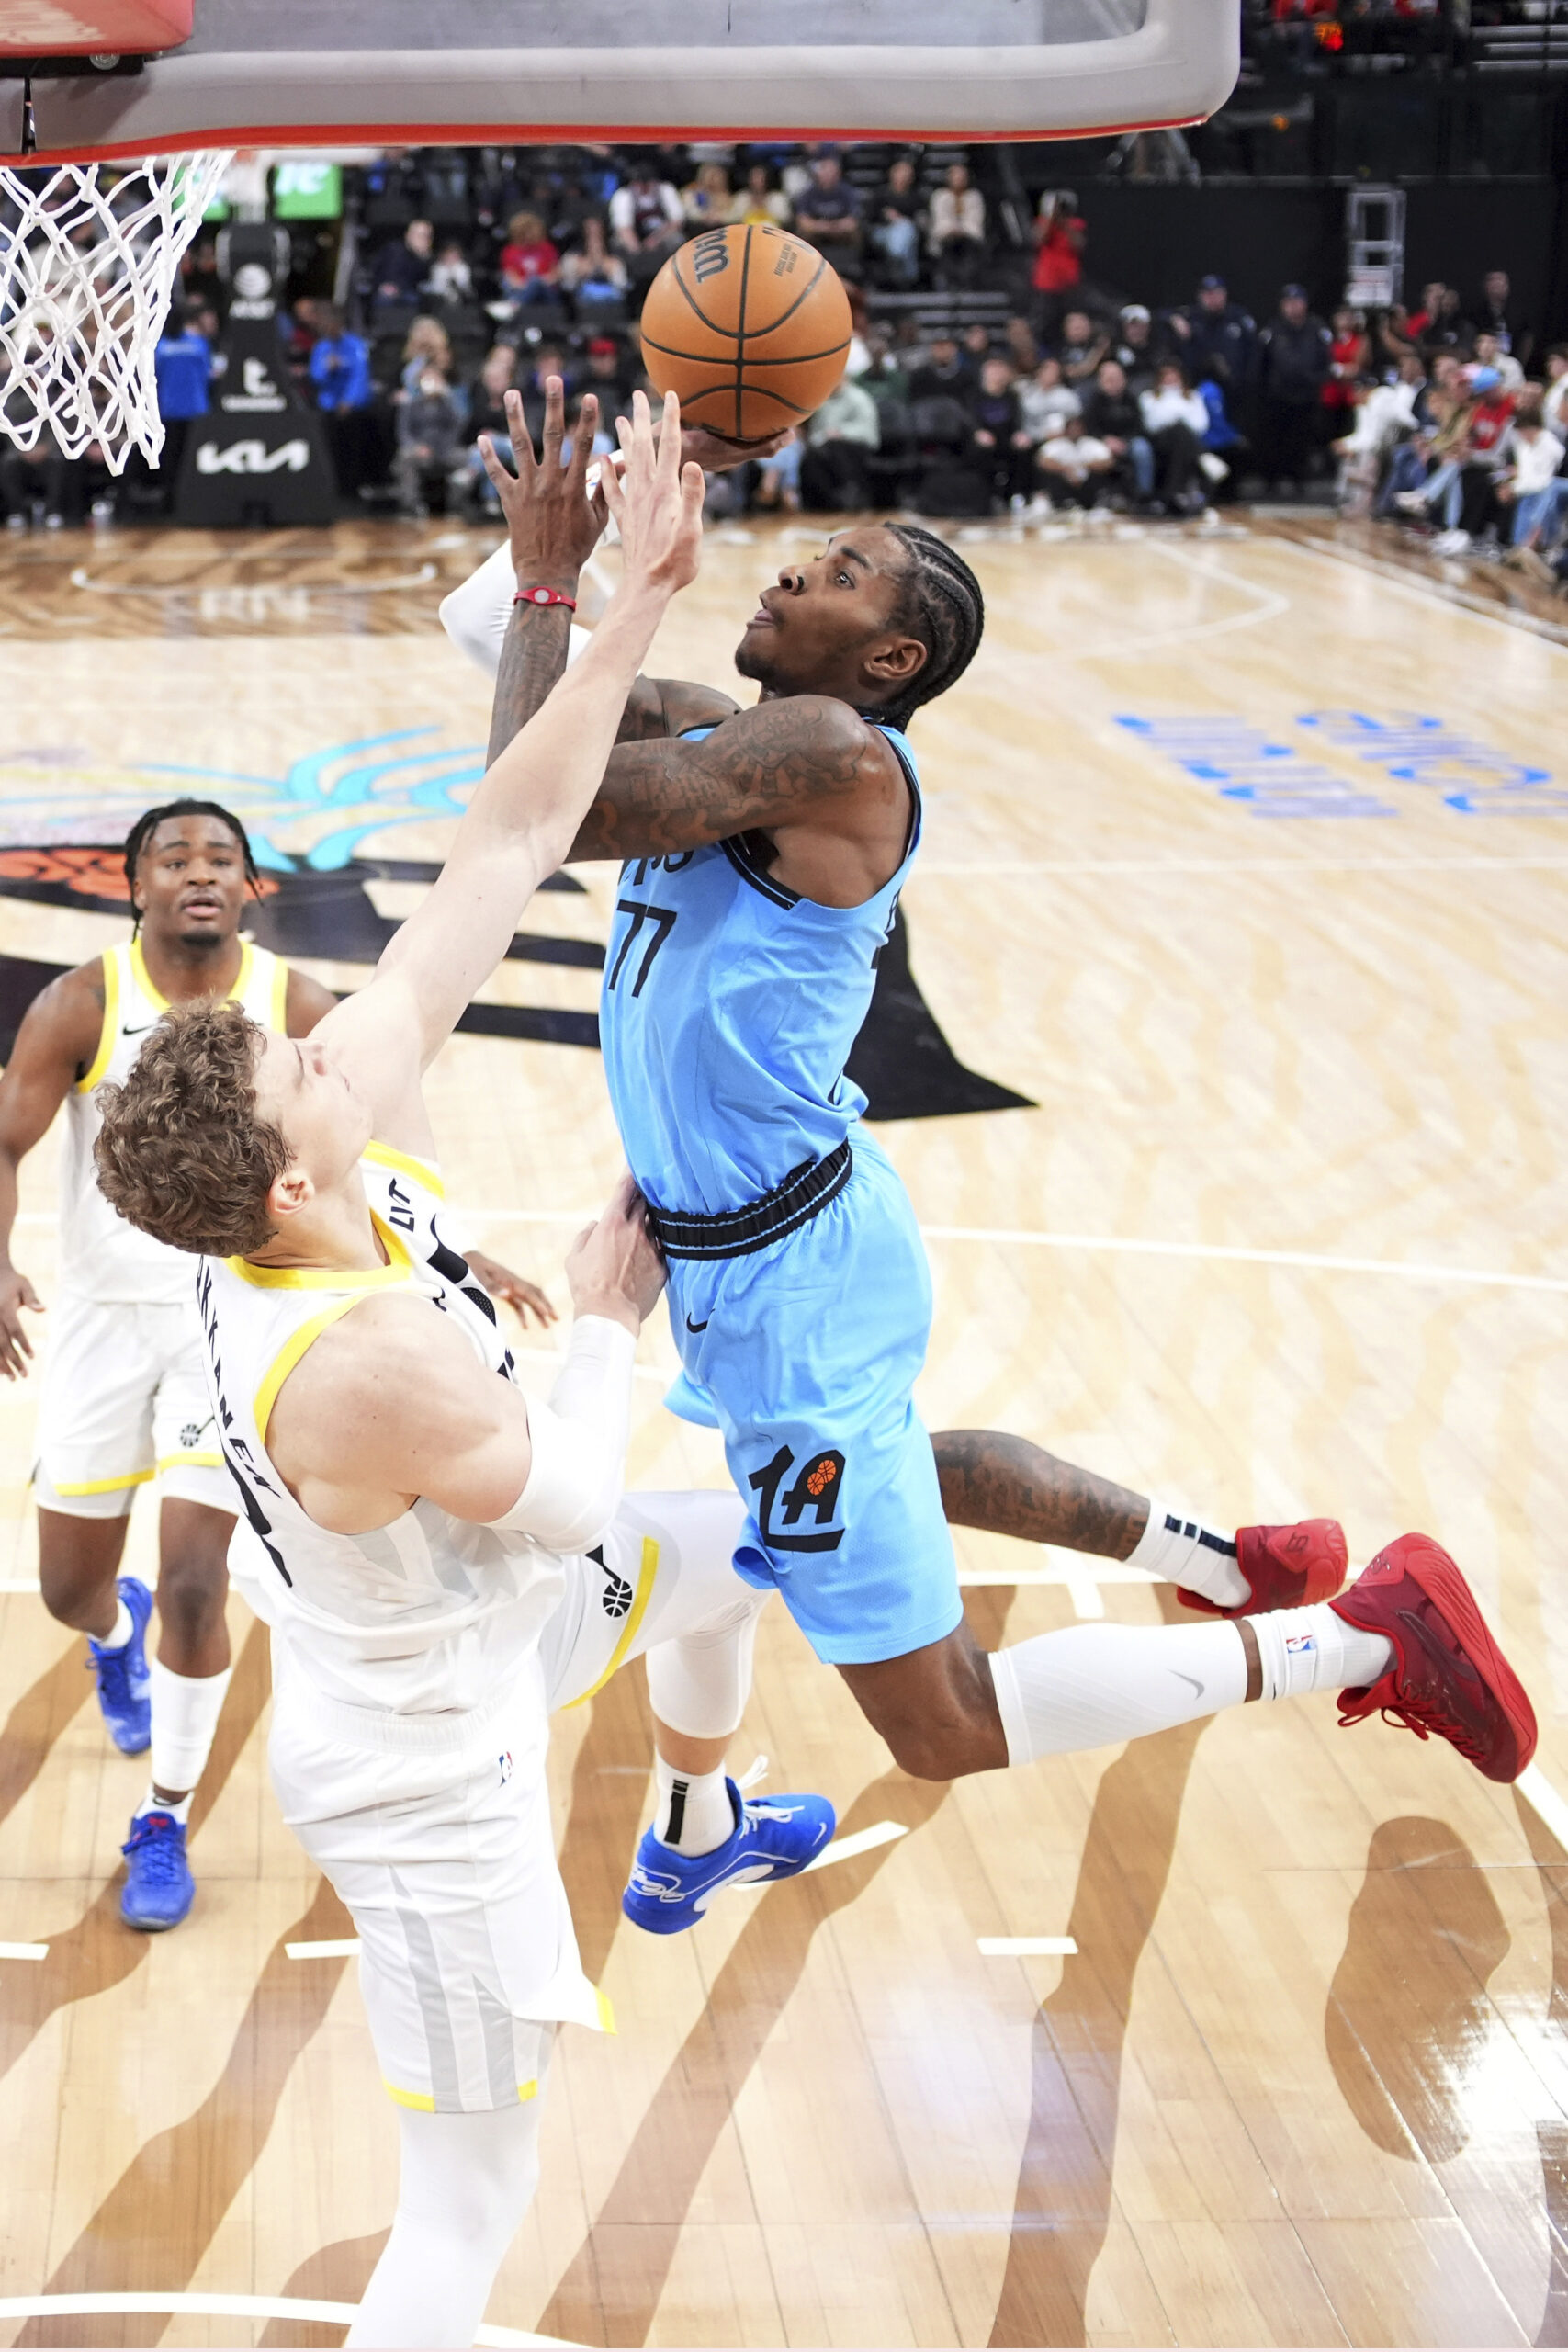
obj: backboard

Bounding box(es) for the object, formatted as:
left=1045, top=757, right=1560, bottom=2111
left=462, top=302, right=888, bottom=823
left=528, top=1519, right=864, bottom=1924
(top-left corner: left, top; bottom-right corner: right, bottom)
left=0, top=0, right=1238, bottom=158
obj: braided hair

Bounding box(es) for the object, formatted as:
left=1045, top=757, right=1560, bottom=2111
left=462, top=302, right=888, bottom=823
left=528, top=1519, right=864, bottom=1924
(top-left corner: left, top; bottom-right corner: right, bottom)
left=122, top=798, right=262, bottom=936
left=874, top=525, right=986, bottom=733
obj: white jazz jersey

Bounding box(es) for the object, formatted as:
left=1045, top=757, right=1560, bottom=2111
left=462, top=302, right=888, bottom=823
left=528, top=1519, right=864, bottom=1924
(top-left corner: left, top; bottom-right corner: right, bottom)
left=62, top=937, right=288, bottom=1306
left=197, top=1143, right=568, bottom=1727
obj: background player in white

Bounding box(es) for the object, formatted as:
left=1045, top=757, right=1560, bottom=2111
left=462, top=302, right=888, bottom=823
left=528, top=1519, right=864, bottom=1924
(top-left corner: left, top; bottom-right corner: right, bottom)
left=0, top=799, right=551, bottom=1934
left=92, top=391, right=831, bottom=2348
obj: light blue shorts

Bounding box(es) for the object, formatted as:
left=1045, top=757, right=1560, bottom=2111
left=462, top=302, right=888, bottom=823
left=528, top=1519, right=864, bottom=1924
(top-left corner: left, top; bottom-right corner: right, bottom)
left=662, top=1133, right=963, bottom=1668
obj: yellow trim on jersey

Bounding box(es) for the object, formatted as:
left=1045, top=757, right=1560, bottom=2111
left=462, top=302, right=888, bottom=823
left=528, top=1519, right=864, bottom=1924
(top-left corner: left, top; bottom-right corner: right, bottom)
left=596, top=1986, right=616, bottom=2034
left=226, top=1211, right=413, bottom=1292
left=364, top=1139, right=446, bottom=1199
left=74, top=952, right=119, bottom=1093
left=382, top=2075, right=540, bottom=2112
left=130, top=933, right=254, bottom=1016
left=254, top=1294, right=368, bottom=1444
left=561, top=1535, right=660, bottom=1709
left=156, top=1450, right=224, bottom=1474
left=270, top=953, right=289, bottom=1033
left=50, top=1464, right=155, bottom=1497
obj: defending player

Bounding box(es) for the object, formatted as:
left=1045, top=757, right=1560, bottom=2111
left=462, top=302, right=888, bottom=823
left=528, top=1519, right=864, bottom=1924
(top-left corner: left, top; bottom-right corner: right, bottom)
left=0, top=798, right=551, bottom=1935
left=445, top=418, right=1536, bottom=1920
left=91, top=393, right=833, bottom=2350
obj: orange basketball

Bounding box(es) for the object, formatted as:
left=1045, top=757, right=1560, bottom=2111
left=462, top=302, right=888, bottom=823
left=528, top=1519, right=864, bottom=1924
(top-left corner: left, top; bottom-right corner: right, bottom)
left=638, top=223, right=852, bottom=445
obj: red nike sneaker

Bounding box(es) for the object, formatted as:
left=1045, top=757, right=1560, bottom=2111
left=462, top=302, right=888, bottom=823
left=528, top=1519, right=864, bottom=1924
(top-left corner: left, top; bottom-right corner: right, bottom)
left=1178, top=1517, right=1348, bottom=1618
left=1329, top=1532, right=1537, bottom=1783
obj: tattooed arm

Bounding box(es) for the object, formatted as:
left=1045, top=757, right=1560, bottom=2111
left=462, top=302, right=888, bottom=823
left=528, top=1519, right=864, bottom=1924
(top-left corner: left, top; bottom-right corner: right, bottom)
left=567, top=693, right=913, bottom=907
left=615, top=673, right=740, bottom=744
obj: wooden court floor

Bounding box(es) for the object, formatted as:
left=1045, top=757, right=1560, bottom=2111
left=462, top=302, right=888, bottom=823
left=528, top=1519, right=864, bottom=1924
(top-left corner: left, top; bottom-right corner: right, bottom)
left=1, top=508, right=1567, bottom=2349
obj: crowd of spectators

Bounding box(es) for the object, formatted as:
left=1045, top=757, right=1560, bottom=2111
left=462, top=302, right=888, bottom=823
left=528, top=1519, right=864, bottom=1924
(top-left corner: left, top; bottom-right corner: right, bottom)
left=1, top=141, right=1561, bottom=592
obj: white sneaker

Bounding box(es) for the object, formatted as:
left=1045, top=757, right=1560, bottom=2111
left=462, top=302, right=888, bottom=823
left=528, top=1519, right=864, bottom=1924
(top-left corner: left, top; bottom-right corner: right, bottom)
left=1431, top=528, right=1471, bottom=556
left=5, top=512, right=25, bottom=532
left=1393, top=489, right=1430, bottom=513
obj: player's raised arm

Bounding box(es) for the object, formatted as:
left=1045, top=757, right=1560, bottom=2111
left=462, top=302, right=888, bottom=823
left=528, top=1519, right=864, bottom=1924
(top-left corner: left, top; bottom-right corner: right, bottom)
left=318, top=389, right=705, bottom=1104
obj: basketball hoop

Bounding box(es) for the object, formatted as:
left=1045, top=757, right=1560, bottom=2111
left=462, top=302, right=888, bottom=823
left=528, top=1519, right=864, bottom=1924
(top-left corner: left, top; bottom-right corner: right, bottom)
left=0, top=151, right=232, bottom=473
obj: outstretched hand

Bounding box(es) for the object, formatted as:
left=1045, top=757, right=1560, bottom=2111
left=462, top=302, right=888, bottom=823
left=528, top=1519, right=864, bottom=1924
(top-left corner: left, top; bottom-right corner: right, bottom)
left=599, top=390, right=705, bottom=601
left=565, top=1171, right=667, bottom=1334
left=479, top=379, right=609, bottom=583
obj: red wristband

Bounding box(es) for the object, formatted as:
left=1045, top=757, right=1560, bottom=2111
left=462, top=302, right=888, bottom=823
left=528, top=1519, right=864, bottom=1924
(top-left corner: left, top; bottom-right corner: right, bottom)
left=513, top=585, right=577, bottom=611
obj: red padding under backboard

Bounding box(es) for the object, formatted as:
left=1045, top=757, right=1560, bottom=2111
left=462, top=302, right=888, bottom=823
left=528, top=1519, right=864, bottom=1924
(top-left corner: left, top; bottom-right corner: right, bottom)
left=0, top=1, right=192, bottom=56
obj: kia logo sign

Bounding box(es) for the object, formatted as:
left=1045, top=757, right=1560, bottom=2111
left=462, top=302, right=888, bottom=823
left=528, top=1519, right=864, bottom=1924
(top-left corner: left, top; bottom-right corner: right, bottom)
left=195, top=438, right=311, bottom=476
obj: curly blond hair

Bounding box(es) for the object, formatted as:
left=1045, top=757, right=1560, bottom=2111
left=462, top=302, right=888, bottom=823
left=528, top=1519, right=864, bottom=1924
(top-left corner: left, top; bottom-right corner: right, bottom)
left=95, top=999, right=289, bottom=1258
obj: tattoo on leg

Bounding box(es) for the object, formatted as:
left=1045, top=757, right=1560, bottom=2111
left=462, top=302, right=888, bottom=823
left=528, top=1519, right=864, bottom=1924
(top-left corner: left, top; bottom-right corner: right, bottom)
left=932, top=1430, right=1151, bottom=1562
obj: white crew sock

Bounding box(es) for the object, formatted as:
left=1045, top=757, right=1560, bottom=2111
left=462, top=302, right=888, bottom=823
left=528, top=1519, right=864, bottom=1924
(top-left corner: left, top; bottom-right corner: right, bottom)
left=653, top=1753, right=736, bottom=1855
left=990, top=1621, right=1250, bottom=1766
left=1128, top=1498, right=1248, bottom=1610
left=347, top=2095, right=545, bottom=2350
left=148, top=1657, right=231, bottom=1799
left=136, top=1783, right=193, bottom=1826
left=1249, top=1602, right=1393, bottom=1702
left=98, top=1595, right=134, bottom=1651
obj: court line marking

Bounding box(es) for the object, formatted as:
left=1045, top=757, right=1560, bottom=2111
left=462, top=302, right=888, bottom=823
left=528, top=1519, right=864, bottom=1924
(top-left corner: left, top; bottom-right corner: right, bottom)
left=804, top=1820, right=908, bottom=1871
left=286, top=1939, right=361, bottom=1961
left=991, top=538, right=1292, bottom=666
left=977, top=1936, right=1077, bottom=1957
left=0, top=2296, right=570, bottom=2346
left=1517, top=1764, right=1568, bottom=1854
left=0, top=1941, right=47, bottom=1961
left=0, top=1579, right=40, bottom=1594
left=1276, top=531, right=1568, bottom=657
left=917, top=855, right=1568, bottom=878
left=67, top=562, right=441, bottom=597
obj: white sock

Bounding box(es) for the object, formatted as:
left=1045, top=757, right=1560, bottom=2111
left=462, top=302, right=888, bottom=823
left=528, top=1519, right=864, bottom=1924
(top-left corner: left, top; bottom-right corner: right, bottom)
left=99, top=1595, right=134, bottom=1651
left=990, top=1621, right=1250, bottom=1766
left=653, top=1753, right=735, bottom=1855
left=148, top=1657, right=231, bottom=1799
left=1128, top=1498, right=1248, bottom=1609
left=137, top=1782, right=193, bottom=1826
left=347, top=2097, right=545, bottom=2350
left=1249, top=1602, right=1393, bottom=1702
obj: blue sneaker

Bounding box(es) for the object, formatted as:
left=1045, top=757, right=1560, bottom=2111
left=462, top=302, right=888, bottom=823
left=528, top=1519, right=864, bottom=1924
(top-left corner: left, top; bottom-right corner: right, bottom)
left=86, top=1576, right=152, bottom=1755
left=622, top=1780, right=837, bottom=1935
left=120, top=1809, right=195, bottom=1931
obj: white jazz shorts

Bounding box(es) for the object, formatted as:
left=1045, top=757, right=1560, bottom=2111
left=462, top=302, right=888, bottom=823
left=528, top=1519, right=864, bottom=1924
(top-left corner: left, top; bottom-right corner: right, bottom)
left=31, top=1292, right=231, bottom=1519
left=263, top=1488, right=757, bottom=2114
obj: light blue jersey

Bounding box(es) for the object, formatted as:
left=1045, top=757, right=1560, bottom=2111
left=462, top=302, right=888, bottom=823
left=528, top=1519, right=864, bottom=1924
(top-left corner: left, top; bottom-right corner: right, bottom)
left=597, top=718, right=964, bottom=1668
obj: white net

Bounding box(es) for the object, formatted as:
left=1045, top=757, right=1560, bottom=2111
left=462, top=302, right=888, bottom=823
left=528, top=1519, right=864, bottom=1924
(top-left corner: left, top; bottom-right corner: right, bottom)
left=0, top=152, right=233, bottom=474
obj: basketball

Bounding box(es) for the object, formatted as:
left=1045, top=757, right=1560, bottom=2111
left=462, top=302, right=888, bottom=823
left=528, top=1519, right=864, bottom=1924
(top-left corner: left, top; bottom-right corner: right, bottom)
left=638, top=222, right=852, bottom=444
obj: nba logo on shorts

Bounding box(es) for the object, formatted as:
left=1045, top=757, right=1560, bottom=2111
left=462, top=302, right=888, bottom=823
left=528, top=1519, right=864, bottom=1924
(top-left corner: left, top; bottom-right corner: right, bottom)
left=499, top=1751, right=513, bottom=1783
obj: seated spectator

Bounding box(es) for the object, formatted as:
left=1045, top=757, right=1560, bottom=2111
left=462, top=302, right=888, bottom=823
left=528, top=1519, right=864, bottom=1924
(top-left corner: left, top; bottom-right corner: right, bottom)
left=968, top=354, right=1033, bottom=509
left=1330, top=365, right=1420, bottom=514
left=1138, top=360, right=1209, bottom=512
left=515, top=342, right=575, bottom=442
left=372, top=218, right=434, bottom=313
left=1058, top=309, right=1110, bottom=388
left=399, top=317, right=457, bottom=404
left=558, top=216, right=629, bottom=308
left=1257, top=285, right=1331, bottom=493
left=1036, top=414, right=1114, bottom=510
left=1112, top=304, right=1160, bottom=393
left=1081, top=356, right=1153, bottom=503
left=1, top=431, right=69, bottom=530
left=1544, top=345, right=1568, bottom=442
left=928, top=161, right=986, bottom=290
left=309, top=304, right=376, bottom=496
left=1387, top=374, right=1474, bottom=526
left=462, top=345, right=516, bottom=514
left=909, top=331, right=974, bottom=404
left=609, top=164, right=684, bottom=288
left=681, top=162, right=732, bottom=230
left=427, top=240, right=474, bottom=306
left=860, top=326, right=911, bottom=408
left=1169, top=275, right=1257, bottom=398
left=1196, top=373, right=1244, bottom=495
left=1475, top=269, right=1533, bottom=371
left=1419, top=285, right=1472, bottom=358
left=1017, top=354, right=1081, bottom=445
left=799, top=374, right=880, bottom=509
left=498, top=211, right=560, bottom=307
left=150, top=301, right=212, bottom=505
left=961, top=322, right=994, bottom=377
left=1435, top=362, right=1518, bottom=551
left=781, top=145, right=822, bottom=205
left=867, top=155, right=922, bottom=289
left=1497, top=392, right=1568, bottom=560
left=1005, top=315, right=1040, bottom=378
left=793, top=153, right=863, bottom=269
left=1472, top=329, right=1525, bottom=395
left=1031, top=189, right=1085, bottom=336
left=582, top=334, right=635, bottom=424
left=730, top=163, right=792, bottom=230
left=562, top=390, right=616, bottom=468
left=753, top=428, right=803, bottom=512
left=179, top=233, right=222, bottom=317
left=394, top=364, right=463, bottom=515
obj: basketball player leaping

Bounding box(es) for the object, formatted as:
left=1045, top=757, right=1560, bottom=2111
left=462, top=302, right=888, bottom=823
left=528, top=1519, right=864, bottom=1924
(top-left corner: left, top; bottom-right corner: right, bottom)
left=446, top=404, right=1536, bottom=1929
left=91, top=395, right=839, bottom=2350
left=0, top=802, right=554, bottom=1935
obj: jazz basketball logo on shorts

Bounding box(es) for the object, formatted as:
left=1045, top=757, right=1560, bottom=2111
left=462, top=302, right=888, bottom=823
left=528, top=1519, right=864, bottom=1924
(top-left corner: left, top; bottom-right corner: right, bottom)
left=749, top=1444, right=847, bottom=1553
